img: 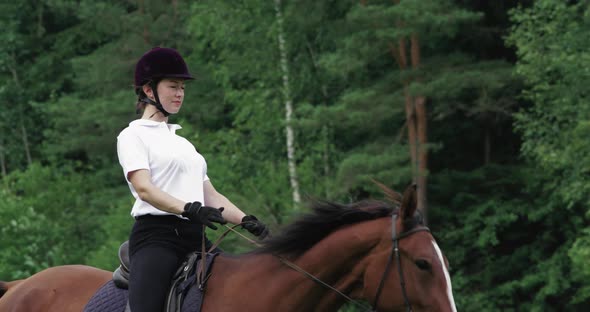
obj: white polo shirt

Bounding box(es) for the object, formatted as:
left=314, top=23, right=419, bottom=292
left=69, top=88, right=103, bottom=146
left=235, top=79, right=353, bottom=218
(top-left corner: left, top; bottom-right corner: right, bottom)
left=117, top=119, right=209, bottom=218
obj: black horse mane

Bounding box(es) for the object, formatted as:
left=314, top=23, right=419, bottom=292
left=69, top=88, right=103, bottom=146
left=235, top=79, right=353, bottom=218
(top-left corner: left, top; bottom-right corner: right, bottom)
left=0, top=282, right=6, bottom=298
left=255, top=200, right=395, bottom=258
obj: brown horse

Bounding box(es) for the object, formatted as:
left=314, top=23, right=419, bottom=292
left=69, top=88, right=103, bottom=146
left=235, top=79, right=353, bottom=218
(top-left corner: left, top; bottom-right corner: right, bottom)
left=0, top=185, right=456, bottom=312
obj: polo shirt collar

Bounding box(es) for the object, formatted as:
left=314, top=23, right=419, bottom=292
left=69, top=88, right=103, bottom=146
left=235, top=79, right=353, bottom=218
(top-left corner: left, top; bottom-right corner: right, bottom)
left=130, top=119, right=182, bottom=133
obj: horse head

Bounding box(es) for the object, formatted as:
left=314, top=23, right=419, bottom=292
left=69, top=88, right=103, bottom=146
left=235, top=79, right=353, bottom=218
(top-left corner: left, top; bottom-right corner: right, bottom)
left=358, top=183, right=457, bottom=312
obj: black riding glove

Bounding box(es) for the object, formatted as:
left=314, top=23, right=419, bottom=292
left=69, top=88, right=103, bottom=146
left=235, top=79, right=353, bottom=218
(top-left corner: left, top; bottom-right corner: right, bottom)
left=241, top=215, right=269, bottom=239
left=182, top=202, right=227, bottom=230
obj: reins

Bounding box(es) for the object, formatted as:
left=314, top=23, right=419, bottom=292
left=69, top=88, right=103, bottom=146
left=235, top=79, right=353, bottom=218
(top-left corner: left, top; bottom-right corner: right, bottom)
left=275, top=255, right=373, bottom=311
left=196, top=223, right=248, bottom=289
left=215, top=224, right=373, bottom=311
left=202, top=217, right=430, bottom=312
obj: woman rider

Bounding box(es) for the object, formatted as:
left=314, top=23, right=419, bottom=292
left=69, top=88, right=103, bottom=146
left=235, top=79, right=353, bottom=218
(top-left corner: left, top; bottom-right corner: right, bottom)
left=117, top=47, right=269, bottom=312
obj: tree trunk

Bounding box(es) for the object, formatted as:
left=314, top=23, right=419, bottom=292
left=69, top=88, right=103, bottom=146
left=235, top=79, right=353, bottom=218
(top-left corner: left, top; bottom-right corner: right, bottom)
left=410, top=34, right=428, bottom=221
left=403, top=87, right=418, bottom=180
left=381, top=0, right=429, bottom=222
left=306, top=39, right=332, bottom=198
left=36, top=3, right=44, bottom=38
left=392, top=38, right=419, bottom=181
left=484, top=124, right=491, bottom=165
left=138, top=0, right=150, bottom=45
left=414, top=95, right=427, bottom=221
left=394, top=39, right=422, bottom=203
left=20, top=122, right=32, bottom=166
left=274, top=0, right=301, bottom=207
left=322, top=126, right=331, bottom=198
left=165, top=0, right=178, bottom=41
left=9, top=52, right=32, bottom=167
left=0, top=140, right=6, bottom=178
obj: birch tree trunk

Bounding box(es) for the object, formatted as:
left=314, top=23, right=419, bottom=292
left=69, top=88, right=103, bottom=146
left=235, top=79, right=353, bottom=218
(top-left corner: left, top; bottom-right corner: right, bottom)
left=274, top=0, right=301, bottom=207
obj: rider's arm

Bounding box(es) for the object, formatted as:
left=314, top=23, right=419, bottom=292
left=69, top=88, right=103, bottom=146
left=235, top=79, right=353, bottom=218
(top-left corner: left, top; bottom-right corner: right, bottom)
left=203, top=180, right=246, bottom=224
left=128, top=169, right=186, bottom=215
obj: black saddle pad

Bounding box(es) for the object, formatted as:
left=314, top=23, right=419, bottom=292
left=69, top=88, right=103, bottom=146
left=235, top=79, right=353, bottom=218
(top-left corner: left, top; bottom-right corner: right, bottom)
left=83, top=253, right=217, bottom=312
left=83, top=278, right=207, bottom=312
left=83, top=280, right=127, bottom=312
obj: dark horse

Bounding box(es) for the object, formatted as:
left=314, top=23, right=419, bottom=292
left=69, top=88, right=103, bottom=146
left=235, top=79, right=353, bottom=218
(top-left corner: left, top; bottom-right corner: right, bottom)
left=0, top=185, right=456, bottom=311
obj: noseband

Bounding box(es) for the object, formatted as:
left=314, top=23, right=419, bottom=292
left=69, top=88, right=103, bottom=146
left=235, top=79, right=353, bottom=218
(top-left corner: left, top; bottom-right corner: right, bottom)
left=372, top=213, right=431, bottom=312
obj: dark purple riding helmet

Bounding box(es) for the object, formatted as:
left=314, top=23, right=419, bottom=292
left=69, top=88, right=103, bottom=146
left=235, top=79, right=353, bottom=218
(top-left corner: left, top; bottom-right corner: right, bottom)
left=134, top=47, right=194, bottom=116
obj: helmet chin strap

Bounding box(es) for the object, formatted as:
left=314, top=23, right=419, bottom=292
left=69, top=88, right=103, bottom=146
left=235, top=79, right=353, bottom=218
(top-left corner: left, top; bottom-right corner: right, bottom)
left=143, top=80, right=170, bottom=117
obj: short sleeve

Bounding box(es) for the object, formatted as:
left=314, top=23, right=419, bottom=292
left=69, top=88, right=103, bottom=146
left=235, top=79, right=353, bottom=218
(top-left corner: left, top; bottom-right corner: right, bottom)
left=117, top=130, right=150, bottom=181
left=195, top=146, right=209, bottom=182
left=203, top=161, right=209, bottom=182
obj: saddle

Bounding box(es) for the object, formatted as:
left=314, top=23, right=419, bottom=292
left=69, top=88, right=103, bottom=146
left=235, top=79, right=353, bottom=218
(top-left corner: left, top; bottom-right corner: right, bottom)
left=112, top=241, right=130, bottom=289
left=111, top=241, right=218, bottom=312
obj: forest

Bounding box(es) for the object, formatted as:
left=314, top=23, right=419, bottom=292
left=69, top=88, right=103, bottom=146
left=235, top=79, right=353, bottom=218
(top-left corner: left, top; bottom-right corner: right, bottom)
left=0, top=0, right=588, bottom=311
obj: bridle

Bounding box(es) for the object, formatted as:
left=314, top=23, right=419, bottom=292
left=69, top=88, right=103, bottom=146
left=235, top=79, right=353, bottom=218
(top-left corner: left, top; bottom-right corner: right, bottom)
left=216, top=213, right=431, bottom=312
left=372, top=213, right=431, bottom=312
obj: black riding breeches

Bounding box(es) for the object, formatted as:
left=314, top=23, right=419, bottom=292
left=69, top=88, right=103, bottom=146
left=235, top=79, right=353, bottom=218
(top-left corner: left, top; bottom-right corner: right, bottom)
left=128, top=215, right=211, bottom=312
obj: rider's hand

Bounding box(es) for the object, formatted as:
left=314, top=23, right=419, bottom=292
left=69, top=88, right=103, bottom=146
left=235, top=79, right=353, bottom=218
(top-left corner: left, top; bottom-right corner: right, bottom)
left=182, top=202, right=227, bottom=230
left=241, top=215, right=269, bottom=239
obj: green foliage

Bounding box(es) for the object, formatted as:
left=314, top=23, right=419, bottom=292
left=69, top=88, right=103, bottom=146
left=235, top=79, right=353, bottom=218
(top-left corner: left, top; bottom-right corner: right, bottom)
left=85, top=192, right=134, bottom=270
left=431, top=164, right=587, bottom=311
left=508, top=0, right=590, bottom=306
left=0, top=191, right=60, bottom=279
left=0, top=163, right=116, bottom=279
left=509, top=0, right=590, bottom=174
left=0, top=1, right=587, bottom=312
left=569, top=226, right=590, bottom=303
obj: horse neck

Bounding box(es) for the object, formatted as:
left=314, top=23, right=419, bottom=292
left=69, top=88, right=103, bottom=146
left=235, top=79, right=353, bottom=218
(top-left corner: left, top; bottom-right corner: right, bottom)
left=206, top=218, right=388, bottom=312
left=286, top=218, right=389, bottom=311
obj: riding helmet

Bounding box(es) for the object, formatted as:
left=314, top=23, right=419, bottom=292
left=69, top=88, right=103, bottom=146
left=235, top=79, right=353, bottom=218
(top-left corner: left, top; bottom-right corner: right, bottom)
left=134, top=47, right=194, bottom=87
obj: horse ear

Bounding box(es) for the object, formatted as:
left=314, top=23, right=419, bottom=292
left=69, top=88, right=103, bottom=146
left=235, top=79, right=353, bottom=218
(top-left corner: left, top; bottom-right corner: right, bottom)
left=400, top=183, right=417, bottom=220
left=372, top=179, right=402, bottom=206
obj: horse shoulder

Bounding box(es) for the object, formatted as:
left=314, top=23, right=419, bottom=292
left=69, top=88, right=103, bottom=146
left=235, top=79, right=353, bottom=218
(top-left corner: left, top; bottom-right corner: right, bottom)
left=203, top=254, right=288, bottom=312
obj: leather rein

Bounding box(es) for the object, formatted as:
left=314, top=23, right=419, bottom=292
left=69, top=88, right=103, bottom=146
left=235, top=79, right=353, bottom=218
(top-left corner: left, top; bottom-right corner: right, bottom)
left=207, top=215, right=431, bottom=312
